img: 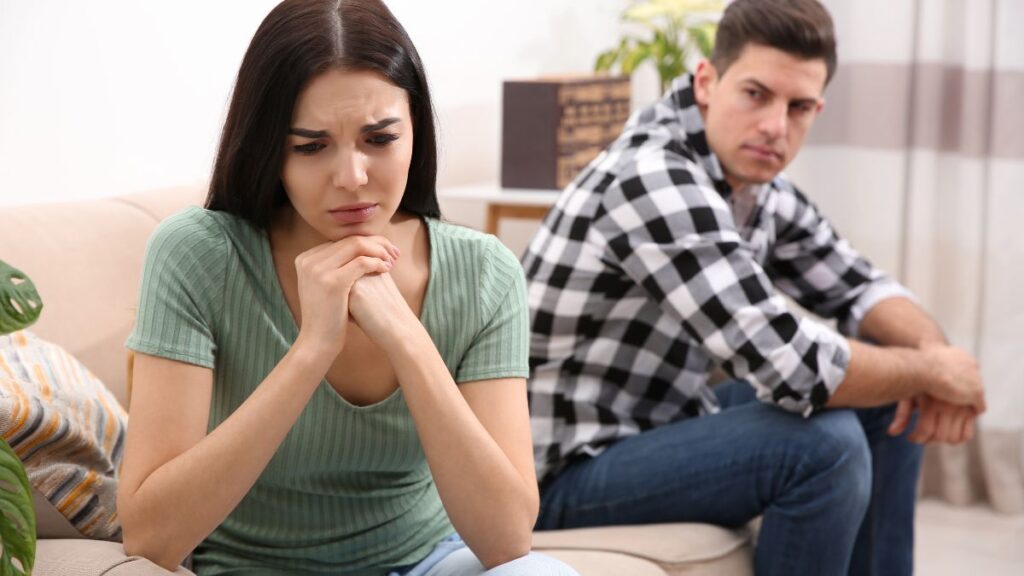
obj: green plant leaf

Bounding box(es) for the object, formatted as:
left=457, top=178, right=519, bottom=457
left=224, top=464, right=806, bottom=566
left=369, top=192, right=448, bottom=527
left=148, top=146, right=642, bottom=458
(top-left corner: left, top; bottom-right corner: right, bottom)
left=594, top=38, right=631, bottom=73
left=621, top=42, right=653, bottom=75
left=594, top=48, right=619, bottom=72
left=0, top=439, right=35, bottom=576
left=604, top=0, right=723, bottom=92
left=688, top=22, right=716, bottom=57
left=0, top=261, right=43, bottom=336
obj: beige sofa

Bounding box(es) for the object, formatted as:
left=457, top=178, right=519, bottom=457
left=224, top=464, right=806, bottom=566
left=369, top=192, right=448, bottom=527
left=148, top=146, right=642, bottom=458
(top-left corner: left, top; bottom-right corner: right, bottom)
left=0, top=185, right=753, bottom=575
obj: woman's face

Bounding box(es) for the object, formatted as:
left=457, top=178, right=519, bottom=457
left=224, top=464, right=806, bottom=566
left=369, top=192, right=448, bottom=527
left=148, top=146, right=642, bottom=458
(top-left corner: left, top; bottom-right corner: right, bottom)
left=281, top=68, right=414, bottom=242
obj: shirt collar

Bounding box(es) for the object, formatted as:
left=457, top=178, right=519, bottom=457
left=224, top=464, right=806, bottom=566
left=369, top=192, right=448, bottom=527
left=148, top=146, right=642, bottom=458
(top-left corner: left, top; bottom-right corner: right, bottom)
left=664, top=73, right=734, bottom=198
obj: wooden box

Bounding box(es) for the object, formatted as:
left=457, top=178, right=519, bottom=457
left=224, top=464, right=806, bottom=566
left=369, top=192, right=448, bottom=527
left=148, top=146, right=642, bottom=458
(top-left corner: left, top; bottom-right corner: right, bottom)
left=501, top=75, right=631, bottom=190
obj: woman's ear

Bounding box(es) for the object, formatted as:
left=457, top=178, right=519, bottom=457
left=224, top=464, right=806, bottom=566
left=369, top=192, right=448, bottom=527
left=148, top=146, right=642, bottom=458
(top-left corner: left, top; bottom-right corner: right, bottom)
left=693, top=59, right=718, bottom=107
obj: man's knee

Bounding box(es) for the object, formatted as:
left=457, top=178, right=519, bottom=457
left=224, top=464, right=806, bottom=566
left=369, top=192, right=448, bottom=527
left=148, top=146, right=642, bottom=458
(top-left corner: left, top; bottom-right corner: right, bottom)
left=804, top=410, right=872, bottom=507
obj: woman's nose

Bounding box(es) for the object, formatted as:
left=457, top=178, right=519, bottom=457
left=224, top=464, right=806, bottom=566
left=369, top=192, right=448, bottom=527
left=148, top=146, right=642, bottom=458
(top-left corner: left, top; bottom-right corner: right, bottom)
left=332, top=148, right=369, bottom=191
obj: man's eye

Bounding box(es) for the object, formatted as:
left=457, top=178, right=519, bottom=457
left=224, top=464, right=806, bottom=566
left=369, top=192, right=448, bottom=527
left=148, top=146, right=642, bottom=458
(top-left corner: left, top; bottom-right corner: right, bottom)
left=294, top=142, right=326, bottom=154
left=368, top=133, right=399, bottom=146
left=745, top=89, right=763, bottom=100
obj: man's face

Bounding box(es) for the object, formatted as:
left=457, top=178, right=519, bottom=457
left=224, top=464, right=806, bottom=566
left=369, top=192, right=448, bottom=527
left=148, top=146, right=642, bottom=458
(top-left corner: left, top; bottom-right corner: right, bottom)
left=693, top=43, right=828, bottom=189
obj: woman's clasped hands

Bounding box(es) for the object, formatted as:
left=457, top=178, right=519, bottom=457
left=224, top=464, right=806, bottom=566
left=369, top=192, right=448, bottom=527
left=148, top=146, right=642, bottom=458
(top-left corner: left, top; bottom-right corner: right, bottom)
left=290, top=233, right=405, bottom=350
left=293, top=234, right=414, bottom=354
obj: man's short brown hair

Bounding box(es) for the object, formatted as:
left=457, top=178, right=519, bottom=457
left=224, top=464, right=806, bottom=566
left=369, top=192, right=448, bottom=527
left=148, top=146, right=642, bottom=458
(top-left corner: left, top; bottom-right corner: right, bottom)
left=711, top=0, right=837, bottom=85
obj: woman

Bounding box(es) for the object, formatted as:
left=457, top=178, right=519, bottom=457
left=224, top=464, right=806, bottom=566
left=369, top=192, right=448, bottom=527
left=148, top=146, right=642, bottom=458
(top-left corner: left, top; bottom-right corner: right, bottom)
left=117, top=1, right=577, bottom=574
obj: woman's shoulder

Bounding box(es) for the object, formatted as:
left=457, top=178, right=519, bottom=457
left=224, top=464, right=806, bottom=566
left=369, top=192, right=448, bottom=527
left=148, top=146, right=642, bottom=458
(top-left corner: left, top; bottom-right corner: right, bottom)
left=428, top=218, right=520, bottom=268
left=152, top=207, right=259, bottom=250
left=146, top=206, right=260, bottom=271
left=426, top=218, right=524, bottom=291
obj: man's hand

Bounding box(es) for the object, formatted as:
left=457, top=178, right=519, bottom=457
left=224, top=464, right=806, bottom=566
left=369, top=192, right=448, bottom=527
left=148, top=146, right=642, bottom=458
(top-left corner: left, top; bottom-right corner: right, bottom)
left=888, top=396, right=977, bottom=444
left=917, top=342, right=985, bottom=411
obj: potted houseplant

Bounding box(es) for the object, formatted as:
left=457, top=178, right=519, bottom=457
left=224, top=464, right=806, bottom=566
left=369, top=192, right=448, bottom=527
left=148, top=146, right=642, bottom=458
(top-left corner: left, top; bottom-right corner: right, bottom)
left=595, top=0, right=723, bottom=94
left=0, top=259, right=41, bottom=575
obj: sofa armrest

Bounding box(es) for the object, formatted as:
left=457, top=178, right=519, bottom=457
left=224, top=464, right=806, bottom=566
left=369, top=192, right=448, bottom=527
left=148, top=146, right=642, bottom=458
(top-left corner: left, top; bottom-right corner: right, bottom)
left=35, top=540, right=195, bottom=576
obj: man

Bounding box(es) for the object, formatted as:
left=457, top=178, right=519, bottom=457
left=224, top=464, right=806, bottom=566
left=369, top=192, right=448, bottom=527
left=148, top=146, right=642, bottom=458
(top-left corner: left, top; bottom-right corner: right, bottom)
left=523, top=1, right=984, bottom=574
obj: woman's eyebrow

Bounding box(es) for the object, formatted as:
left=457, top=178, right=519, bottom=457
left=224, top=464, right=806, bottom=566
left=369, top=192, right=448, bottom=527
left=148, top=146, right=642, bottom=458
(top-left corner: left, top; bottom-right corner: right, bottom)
left=288, top=127, right=329, bottom=138
left=361, top=117, right=400, bottom=133
left=288, top=117, right=400, bottom=138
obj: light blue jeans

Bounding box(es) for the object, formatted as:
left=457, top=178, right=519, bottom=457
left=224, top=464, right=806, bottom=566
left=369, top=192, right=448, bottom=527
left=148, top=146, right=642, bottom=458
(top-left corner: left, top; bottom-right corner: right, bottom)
left=389, top=534, right=578, bottom=576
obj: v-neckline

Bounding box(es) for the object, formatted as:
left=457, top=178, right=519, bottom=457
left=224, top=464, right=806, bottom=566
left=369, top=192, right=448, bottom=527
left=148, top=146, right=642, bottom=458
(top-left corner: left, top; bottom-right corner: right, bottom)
left=262, top=217, right=437, bottom=410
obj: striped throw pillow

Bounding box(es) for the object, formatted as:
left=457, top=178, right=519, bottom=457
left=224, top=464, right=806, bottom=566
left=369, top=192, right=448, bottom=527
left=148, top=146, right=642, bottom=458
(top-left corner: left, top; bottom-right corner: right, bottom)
left=0, top=330, right=127, bottom=540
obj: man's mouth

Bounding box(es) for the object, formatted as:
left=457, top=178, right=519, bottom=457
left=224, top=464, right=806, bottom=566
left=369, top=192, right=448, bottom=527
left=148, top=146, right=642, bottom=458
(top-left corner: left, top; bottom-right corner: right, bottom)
left=742, top=144, right=783, bottom=162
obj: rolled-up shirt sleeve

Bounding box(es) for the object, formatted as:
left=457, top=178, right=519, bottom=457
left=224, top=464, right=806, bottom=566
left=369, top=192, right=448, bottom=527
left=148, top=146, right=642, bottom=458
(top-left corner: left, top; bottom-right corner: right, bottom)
left=600, top=153, right=850, bottom=415
left=765, top=184, right=915, bottom=338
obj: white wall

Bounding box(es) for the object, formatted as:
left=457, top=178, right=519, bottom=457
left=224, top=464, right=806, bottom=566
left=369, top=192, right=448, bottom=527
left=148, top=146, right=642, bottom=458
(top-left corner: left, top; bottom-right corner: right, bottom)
left=0, top=0, right=637, bottom=210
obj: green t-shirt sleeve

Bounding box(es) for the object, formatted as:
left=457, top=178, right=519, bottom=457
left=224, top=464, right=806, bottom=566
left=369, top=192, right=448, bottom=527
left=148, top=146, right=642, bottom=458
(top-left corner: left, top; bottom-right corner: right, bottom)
left=126, top=207, right=226, bottom=369
left=455, top=237, right=530, bottom=383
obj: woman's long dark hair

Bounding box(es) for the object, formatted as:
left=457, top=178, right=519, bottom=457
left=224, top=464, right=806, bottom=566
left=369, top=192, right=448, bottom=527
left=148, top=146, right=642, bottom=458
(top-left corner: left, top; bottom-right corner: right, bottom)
left=206, top=0, right=441, bottom=229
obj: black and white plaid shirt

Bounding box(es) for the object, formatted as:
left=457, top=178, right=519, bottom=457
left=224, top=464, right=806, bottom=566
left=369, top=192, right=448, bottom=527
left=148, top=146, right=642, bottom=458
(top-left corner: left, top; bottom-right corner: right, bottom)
left=523, top=74, right=912, bottom=482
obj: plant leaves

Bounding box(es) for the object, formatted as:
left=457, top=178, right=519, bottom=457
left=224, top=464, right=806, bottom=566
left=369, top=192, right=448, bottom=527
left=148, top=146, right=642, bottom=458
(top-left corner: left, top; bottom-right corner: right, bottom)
left=621, top=42, right=653, bottom=75
left=594, top=48, right=619, bottom=72
left=0, top=261, right=43, bottom=336
left=624, top=0, right=723, bottom=23
left=594, top=38, right=631, bottom=73
left=0, top=439, right=35, bottom=576
left=608, top=0, right=723, bottom=90
left=688, top=22, right=716, bottom=57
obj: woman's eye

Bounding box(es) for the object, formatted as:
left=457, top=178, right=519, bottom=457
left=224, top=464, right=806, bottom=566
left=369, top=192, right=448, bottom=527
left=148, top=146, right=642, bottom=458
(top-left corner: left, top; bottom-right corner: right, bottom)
left=294, top=142, right=325, bottom=154
left=368, top=133, right=399, bottom=147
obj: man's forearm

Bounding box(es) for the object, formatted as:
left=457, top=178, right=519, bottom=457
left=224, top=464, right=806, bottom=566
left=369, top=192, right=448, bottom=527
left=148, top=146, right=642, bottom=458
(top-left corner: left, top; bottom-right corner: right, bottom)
left=858, top=296, right=946, bottom=348
left=832, top=298, right=983, bottom=445
left=827, top=340, right=931, bottom=408
left=826, top=332, right=983, bottom=411
left=827, top=297, right=944, bottom=407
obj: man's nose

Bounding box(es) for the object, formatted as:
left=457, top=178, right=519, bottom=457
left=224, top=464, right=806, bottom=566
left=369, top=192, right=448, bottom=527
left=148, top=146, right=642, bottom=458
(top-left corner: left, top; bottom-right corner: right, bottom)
left=758, top=103, right=788, bottom=140
left=332, top=147, right=369, bottom=190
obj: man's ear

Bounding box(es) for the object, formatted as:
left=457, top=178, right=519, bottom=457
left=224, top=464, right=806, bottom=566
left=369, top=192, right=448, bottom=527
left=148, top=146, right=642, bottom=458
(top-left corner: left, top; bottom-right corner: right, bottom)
left=693, top=59, right=718, bottom=106
left=816, top=97, right=826, bottom=115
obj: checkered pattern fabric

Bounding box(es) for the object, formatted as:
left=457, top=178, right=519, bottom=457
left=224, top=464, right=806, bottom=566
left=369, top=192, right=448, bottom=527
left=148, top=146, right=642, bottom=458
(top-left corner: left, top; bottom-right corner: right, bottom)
left=523, top=74, right=913, bottom=481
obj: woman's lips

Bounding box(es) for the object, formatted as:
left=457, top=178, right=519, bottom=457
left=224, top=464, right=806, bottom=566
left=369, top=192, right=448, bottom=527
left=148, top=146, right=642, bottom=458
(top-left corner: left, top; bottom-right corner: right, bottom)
left=328, top=203, right=378, bottom=224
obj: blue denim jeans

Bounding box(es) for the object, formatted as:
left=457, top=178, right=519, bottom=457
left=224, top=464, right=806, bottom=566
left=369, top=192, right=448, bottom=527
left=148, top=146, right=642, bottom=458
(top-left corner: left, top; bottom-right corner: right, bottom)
left=535, top=381, right=924, bottom=576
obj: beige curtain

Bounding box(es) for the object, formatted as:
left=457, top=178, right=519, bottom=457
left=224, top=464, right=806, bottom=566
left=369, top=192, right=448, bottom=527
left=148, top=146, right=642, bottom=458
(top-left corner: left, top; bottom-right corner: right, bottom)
left=787, top=0, right=1024, bottom=513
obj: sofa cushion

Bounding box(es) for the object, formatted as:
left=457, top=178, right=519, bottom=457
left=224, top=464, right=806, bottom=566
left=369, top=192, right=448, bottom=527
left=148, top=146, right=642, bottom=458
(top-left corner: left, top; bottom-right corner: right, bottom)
left=0, top=185, right=207, bottom=407
left=533, top=523, right=753, bottom=575
left=0, top=330, right=127, bottom=540
left=34, top=540, right=195, bottom=576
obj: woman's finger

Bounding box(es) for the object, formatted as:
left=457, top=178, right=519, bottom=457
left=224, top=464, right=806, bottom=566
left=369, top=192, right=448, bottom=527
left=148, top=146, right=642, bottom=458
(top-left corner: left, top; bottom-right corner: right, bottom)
left=334, top=255, right=393, bottom=290
left=301, top=235, right=397, bottom=272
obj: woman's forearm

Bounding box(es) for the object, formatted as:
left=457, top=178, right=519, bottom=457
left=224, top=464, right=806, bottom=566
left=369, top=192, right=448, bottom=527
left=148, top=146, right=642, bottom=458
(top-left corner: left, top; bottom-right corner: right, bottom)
left=120, top=338, right=332, bottom=570
left=386, top=327, right=538, bottom=568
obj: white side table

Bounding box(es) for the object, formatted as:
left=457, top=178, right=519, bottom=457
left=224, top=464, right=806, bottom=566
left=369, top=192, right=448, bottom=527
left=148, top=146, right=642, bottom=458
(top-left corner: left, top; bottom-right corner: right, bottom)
left=441, top=183, right=561, bottom=235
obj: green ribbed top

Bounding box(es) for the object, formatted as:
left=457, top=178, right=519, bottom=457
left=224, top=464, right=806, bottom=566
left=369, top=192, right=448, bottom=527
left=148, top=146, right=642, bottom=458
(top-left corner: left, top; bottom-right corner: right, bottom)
left=126, top=206, right=529, bottom=576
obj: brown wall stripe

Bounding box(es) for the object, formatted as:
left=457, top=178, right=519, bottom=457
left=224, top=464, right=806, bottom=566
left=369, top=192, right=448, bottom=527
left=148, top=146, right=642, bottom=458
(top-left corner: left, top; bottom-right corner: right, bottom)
left=806, top=63, right=1024, bottom=159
